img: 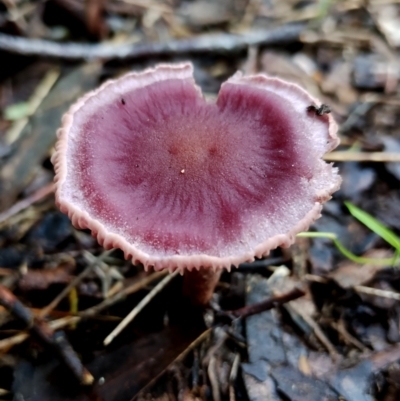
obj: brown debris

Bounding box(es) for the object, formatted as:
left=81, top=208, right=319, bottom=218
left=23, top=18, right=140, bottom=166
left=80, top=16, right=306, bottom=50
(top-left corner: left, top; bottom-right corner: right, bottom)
left=0, top=283, right=93, bottom=385
left=329, top=249, right=394, bottom=289
left=18, top=261, right=75, bottom=292
left=85, top=0, right=108, bottom=38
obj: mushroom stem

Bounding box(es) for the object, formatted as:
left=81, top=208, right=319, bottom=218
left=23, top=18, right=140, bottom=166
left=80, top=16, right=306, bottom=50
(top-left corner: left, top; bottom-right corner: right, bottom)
left=182, top=268, right=222, bottom=307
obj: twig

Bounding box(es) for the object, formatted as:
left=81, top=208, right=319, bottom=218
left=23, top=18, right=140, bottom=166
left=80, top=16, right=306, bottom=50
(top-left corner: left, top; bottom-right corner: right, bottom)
left=134, top=328, right=212, bottom=400
left=229, top=353, right=240, bottom=401
left=0, top=331, right=28, bottom=350
left=300, top=29, right=372, bottom=46
left=80, top=270, right=167, bottom=318
left=103, top=271, right=179, bottom=346
left=0, top=272, right=166, bottom=351
left=0, top=284, right=33, bottom=324
left=4, top=68, right=60, bottom=144
left=39, top=250, right=113, bottom=318
left=287, top=301, right=339, bottom=358
left=0, top=284, right=93, bottom=385
left=229, top=286, right=305, bottom=319
left=324, top=151, right=400, bottom=162
left=208, top=355, right=221, bottom=401
left=304, top=274, right=328, bottom=283
left=0, top=315, right=81, bottom=351
left=330, top=320, right=369, bottom=352
left=50, top=330, right=94, bottom=385
left=0, top=183, right=54, bottom=225
left=229, top=353, right=240, bottom=383
left=0, top=23, right=304, bottom=60
left=119, top=0, right=172, bottom=13
left=354, top=285, right=400, bottom=300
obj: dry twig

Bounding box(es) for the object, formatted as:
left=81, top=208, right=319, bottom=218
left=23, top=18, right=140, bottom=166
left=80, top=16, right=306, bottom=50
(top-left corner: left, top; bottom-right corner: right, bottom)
left=39, top=250, right=113, bottom=318
left=80, top=270, right=167, bottom=318
left=0, top=24, right=304, bottom=60
left=103, top=271, right=179, bottom=346
left=229, top=353, right=240, bottom=401
left=229, top=286, right=305, bottom=319
left=325, top=151, right=400, bottom=162
left=0, top=284, right=93, bottom=385
left=288, top=301, right=339, bottom=359
left=331, top=320, right=369, bottom=352
left=0, top=183, right=54, bottom=226
left=354, top=285, right=400, bottom=300
left=208, top=355, right=221, bottom=401
left=0, top=271, right=168, bottom=351
left=134, top=328, right=212, bottom=400
left=4, top=68, right=60, bottom=144
left=119, top=0, right=172, bottom=13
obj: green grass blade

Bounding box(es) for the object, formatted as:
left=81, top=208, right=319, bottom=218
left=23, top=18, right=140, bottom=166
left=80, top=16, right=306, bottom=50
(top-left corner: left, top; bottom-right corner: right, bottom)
left=344, top=201, right=400, bottom=252
left=297, top=232, right=398, bottom=266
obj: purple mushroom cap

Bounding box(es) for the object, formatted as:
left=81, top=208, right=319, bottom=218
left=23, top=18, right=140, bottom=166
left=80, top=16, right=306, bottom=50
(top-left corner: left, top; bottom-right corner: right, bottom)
left=52, top=63, right=341, bottom=272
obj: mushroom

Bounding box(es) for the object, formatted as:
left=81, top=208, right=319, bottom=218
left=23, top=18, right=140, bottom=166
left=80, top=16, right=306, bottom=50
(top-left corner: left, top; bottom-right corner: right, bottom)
left=52, top=63, right=340, bottom=307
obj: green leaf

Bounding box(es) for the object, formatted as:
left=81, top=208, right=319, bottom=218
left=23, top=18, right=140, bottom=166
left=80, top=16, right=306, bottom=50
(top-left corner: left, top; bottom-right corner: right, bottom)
left=3, top=102, right=30, bottom=121
left=344, top=201, right=400, bottom=252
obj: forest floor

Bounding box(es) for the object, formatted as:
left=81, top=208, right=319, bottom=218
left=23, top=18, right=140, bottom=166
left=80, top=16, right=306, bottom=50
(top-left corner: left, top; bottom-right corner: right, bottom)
left=1, top=1, right=400, bottom=400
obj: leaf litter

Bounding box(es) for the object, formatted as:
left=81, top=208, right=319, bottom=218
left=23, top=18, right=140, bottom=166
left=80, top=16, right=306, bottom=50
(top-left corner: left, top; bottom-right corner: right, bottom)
left=1, top=0, right=400, bottom=400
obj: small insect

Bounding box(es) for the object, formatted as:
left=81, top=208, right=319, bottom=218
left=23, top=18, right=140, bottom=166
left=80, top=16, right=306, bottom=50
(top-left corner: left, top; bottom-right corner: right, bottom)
left=307, top=104, right=331, bottom=116
left=121, top=98, right=126, bottom=105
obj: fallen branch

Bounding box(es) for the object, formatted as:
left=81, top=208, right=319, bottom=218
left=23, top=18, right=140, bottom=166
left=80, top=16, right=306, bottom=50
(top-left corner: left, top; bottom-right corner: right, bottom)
left=229, top=286, right=305, bottom=319
left=0, top=23, right=304, bottom=60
